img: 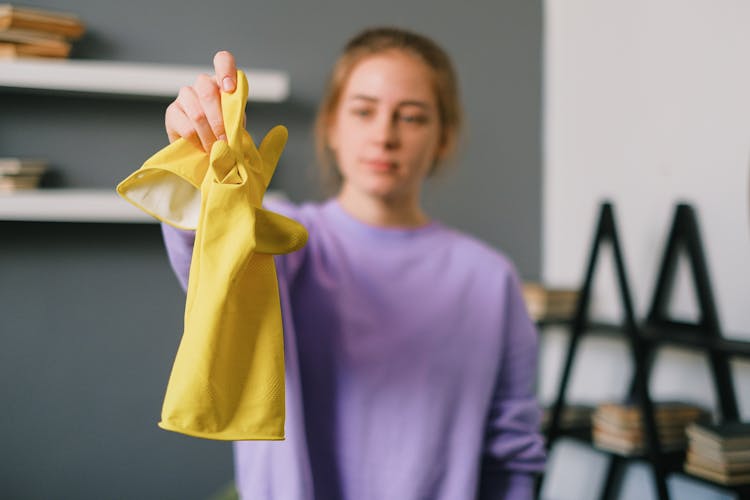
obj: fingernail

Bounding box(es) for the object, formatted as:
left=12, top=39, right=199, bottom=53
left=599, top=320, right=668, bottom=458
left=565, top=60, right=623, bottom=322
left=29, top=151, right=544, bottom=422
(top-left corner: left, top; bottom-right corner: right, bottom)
left=222, top=77, right=235, bottom=92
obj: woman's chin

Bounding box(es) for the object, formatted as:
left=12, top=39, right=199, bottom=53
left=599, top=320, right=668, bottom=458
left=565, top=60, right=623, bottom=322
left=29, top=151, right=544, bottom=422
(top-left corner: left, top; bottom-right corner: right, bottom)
left=339, top=172, right=419, bottom=202
left=363, top=182, right=407, bottom=200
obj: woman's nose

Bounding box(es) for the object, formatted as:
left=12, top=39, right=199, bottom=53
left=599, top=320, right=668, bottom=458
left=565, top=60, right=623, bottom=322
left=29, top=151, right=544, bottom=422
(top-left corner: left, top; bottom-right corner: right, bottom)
left=371, top=114, right=400, bottom=149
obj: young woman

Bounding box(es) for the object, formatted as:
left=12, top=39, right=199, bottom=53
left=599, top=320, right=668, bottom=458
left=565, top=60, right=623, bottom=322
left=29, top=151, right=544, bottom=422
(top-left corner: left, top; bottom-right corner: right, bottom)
left=162, top=27, right=545, bottom=500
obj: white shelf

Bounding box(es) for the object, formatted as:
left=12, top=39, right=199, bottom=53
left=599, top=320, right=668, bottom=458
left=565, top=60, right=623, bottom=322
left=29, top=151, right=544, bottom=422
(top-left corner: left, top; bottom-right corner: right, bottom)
left=0, top=59, right=289, bottom=102
left=0, top=188, right=289, bottom=223
left=0, top=189, right=155, bottom=223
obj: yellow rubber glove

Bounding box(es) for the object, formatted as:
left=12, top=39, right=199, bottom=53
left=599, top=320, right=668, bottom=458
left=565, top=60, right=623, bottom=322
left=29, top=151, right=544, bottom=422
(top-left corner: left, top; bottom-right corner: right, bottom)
left=116, top=70, right=308, bottom=440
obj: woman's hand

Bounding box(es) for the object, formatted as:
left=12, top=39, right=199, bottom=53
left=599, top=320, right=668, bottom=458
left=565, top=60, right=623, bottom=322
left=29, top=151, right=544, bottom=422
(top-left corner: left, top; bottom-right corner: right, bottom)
left=164, top=50, right=238, bottom=151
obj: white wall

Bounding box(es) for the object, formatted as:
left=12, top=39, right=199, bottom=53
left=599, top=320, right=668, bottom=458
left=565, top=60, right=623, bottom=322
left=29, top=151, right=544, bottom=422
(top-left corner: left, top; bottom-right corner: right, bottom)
left=541, top=1, right=750, bottom=499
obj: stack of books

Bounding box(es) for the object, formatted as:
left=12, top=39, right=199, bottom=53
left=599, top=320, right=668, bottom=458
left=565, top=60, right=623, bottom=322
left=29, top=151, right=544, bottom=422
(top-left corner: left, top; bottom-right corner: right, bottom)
left=541, top=403, right=595, bottom=431
left=0, top=158, right=47, bottom=192
left=0, top=4, right=85, bottom=59
left=592, top=401, right=708, bottom=456
left=684, top=421, right=750, bottom=485
left=522, top=282, right=580, bottom=321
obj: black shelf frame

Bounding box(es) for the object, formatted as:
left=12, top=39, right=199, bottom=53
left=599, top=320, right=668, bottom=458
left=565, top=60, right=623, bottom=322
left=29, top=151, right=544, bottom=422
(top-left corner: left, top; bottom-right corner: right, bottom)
left=538, top=201, right=750, bottom=500
left=642, top=204, right=740, bottom=421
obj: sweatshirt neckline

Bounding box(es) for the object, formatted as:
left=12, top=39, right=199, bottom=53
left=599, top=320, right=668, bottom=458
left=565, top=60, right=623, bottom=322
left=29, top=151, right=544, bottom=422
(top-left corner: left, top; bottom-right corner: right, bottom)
left=324, top=198, right=442, bottom=240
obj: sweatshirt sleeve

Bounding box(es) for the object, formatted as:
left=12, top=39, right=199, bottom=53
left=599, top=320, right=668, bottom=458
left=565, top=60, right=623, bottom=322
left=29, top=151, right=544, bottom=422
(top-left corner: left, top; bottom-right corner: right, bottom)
left=477, top=266, right=546, bottom=500
left=160, top=196, right=308, bottom=293
left=161, top=222, right=196, bottom=292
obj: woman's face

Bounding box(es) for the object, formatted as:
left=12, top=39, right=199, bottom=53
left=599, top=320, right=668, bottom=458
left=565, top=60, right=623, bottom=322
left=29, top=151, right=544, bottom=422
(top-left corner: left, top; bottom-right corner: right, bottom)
left=328, top=50, right=444, bottom=202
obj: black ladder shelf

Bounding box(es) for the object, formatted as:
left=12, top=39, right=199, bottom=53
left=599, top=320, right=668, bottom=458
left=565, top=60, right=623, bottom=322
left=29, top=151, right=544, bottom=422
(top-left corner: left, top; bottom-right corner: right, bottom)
left=637, top=203, right=750, bottom=498
left=538, top=201, right=750, bottom=500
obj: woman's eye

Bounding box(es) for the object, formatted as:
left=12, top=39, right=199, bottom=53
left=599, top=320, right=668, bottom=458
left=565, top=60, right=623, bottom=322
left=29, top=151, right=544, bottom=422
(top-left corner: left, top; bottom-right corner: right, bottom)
left=351, top=108, right=373, bottom=118
left=400, top=114, right=428, bottom=124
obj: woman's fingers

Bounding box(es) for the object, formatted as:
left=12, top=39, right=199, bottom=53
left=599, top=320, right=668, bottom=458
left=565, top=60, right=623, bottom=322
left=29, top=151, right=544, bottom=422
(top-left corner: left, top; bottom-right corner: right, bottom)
left=165, top=101, right=203, bottom=149
left=163, top=51, right=238, bottom=149
left=165, top=101, right=196, bottom=145
left=213, top=50, right=237, bottom=93
left=177, top=85, right=217, bottom=151
left=194, top=73, right=226, bottom=141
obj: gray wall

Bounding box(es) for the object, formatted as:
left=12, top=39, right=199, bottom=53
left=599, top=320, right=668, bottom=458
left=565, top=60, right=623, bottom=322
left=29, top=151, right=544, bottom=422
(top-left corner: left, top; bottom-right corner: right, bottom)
left=0, top=1, right=542, bottom=498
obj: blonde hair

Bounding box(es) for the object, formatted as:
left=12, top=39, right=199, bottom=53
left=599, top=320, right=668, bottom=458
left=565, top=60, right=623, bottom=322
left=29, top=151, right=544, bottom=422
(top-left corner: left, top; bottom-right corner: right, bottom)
left=314, top=27, right=463, bottom=191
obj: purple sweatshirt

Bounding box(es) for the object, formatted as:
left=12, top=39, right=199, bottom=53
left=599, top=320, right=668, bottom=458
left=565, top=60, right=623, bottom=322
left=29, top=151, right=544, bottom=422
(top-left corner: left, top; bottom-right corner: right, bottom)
left=161, top=198, right=545, bottom=500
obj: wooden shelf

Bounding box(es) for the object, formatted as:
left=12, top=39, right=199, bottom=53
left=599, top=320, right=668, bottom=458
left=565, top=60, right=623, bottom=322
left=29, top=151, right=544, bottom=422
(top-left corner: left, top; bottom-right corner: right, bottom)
left=0, top=59, right=289, bottom=102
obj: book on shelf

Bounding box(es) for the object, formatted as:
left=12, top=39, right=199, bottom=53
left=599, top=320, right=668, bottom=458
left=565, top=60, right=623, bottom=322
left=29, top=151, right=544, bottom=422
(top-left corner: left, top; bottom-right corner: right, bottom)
left=684, top=462, right=750, bottom=486
left=592, top=427, right=646, bottom=455
left=684, top=422, right=750, bottom=485
left=0, top=4, right=84, bottom=59
left=0, top=157, right=46, bottom=174
left=595, top=401, right=708, bottom=428
left=0, top=27, right=71, bottom=58
left=591, top=401, right=708, bottom=456
left=685, top=421, right=750, bottom=451
left=592, top=428, right=688, bottom=457
left=0, top=4, right=85, bottom=39
left=522, top=282, right=580, bottom=321
left=0, top=158, right=47, bottom=192
left=0, top=174, right=42, bottom=190
left=0, top=40, right=69, bottom=58
left=683, top=421, right=750, bottom=485
left=592, top=414, right=688, bottom=444
left=686, top=450, right=750, bottom=474
left=686, top=444, right=750, bottom=465
left=541, top=403, right=595, bottom=430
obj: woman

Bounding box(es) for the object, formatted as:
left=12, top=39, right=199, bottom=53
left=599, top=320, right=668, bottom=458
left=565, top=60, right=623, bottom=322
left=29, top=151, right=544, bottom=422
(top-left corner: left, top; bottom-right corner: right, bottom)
left=162, top=27, right=545, bottom=500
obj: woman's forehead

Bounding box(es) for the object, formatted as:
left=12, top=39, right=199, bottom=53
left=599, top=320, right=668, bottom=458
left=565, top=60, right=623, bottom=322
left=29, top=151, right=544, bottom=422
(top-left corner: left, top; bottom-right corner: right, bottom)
left=341, top=51, right=437, bottom=104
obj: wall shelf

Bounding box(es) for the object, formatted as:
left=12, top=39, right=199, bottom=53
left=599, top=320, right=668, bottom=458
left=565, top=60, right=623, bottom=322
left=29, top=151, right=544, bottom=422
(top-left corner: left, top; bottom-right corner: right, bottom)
left=0, top=59, right=291, bottom=223
left=0, top=189, right=154, bottom=223
left=0, top=188, right=288, bottom=223
left=0, top=59, right=289, bottom=102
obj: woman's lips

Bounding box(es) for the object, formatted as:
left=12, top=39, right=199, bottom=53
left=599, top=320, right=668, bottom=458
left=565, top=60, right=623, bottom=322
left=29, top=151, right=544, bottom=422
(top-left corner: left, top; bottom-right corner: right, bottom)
left=363, top=159, right=396, bottom=172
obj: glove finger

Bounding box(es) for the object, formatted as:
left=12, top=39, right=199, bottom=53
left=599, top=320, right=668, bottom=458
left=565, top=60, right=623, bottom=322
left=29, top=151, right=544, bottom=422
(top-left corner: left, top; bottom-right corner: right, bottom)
left=259, top=126, right=289, bottom=170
